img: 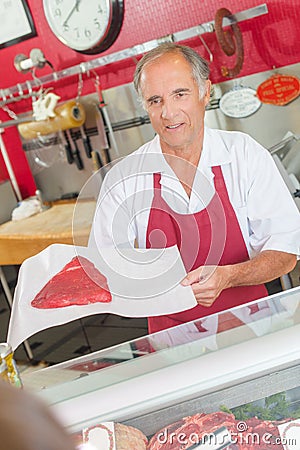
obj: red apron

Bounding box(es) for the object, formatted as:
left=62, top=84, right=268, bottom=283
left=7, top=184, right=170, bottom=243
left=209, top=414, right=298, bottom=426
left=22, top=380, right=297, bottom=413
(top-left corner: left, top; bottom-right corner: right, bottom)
left=146, top=166, right=268, bottom=333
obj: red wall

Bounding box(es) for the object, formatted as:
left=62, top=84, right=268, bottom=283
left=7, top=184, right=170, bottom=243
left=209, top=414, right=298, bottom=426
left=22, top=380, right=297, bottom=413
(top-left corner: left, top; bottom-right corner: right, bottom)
left=0, top=0, right=300, bottom=197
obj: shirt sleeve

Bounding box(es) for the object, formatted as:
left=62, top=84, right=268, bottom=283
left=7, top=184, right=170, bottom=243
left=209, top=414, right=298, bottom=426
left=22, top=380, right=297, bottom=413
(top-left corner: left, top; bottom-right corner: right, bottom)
left=246, top=137, right=300, bottom=257
left=88, top=167, right=137, bottom=249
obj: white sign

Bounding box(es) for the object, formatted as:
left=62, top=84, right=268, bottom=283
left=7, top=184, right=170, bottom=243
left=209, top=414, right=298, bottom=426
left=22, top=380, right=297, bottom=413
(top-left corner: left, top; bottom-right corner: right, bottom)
left=219, top=87, right=261, bottom=118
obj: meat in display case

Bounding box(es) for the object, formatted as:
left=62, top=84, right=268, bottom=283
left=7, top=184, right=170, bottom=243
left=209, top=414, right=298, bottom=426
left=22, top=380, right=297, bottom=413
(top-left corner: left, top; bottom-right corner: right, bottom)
left=22, top=286, right=300, bottom=449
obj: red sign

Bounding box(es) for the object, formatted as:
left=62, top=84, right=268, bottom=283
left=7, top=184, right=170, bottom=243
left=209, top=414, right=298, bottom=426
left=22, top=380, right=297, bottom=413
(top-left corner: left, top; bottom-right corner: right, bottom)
left=256, top=74, right=300, bottom=106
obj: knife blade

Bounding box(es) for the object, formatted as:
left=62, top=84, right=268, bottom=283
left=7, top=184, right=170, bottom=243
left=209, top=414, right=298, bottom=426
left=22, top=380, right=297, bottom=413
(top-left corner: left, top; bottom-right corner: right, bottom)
left=95, top=104, right=111, bottom=164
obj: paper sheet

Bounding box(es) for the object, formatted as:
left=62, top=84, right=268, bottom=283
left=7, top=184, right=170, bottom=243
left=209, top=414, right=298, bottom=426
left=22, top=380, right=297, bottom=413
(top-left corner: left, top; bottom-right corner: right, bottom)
left=7, top=244, right=197, bottom=350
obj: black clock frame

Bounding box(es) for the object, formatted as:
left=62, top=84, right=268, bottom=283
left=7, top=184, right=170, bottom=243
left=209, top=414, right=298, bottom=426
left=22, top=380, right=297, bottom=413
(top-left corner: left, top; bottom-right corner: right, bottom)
left=78, top=0, right=124, bottom=55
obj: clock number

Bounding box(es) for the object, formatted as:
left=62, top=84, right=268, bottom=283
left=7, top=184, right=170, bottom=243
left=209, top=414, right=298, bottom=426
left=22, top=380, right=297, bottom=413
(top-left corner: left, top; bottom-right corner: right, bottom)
left=85, top=28, right=92, bottom=39
left=94, top=18, right=101, bottom=30
left=97, top=5, right=104, bottom=14
left=74, top=27, right=80, bottom=38
left=63, top=23, right=69, bottom=32
left=55, top=0, right=63, bottom=4
left=54, top=8, right=61, bottom=18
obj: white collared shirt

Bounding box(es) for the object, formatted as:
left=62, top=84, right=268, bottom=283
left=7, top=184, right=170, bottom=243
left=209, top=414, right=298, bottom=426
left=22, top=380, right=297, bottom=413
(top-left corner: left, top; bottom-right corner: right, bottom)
left=90, top=127, right=300, bottom=259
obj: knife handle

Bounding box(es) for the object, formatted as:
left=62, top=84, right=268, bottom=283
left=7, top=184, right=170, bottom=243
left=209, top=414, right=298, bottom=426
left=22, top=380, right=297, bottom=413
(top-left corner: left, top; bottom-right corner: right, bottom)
left=73, top=140, right=84, bottom=170
left=63, top=131, right=74, bottom=164
left=83, top=135, right=92, bottom=158
left=103, top=148, right=111, bottom=163
left=91, top=150, right=104, bottom=171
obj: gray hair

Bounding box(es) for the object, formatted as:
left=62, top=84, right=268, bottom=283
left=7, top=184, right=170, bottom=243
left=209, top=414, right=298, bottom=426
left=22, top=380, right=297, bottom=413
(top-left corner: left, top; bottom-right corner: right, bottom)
left=133, top=43, right=210, bottom=103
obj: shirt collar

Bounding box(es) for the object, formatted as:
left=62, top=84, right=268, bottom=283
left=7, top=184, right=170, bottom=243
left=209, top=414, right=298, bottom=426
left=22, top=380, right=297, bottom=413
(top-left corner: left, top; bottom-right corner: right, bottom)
left=150, top=127, right=232, bottom=188
left=152, top=127, right=232, bottom=171
left=200, top=126, right=232, bottom=169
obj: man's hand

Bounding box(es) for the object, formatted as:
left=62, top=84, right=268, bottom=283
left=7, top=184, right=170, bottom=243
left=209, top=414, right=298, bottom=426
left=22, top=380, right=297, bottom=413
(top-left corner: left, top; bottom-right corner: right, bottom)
left=181, top=265, right=232, bottom=306
left=181, top=250, right=297, bottom=307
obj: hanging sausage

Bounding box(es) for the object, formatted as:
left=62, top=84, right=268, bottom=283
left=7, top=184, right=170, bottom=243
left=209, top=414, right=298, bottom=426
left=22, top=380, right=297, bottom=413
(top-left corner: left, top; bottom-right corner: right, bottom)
left=214, top=7, right=244, bottom=78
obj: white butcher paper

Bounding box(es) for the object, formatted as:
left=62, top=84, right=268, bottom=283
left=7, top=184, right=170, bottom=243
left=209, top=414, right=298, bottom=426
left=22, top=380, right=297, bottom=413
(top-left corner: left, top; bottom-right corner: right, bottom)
left=7, top=243, right=197, bottom=350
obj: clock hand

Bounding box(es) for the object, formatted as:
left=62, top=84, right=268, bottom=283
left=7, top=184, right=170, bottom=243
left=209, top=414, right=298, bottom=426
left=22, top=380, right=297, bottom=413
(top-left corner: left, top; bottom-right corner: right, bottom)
left=63, top=0, right=82, bottom=27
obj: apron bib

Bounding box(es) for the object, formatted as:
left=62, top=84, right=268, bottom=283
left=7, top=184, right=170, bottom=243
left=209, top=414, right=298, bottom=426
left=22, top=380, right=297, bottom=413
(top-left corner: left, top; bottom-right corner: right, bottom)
left=146, top=166, right=268, bottom=333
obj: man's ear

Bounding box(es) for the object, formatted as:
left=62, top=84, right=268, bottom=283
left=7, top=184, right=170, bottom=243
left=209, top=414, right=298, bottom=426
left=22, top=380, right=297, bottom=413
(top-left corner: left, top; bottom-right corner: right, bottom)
left=204, top=80, right=212, bottom=105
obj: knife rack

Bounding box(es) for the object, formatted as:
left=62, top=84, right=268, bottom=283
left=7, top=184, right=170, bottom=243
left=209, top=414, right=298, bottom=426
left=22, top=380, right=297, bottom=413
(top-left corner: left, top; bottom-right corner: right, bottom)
left=0, top=4, right=268, bottom=110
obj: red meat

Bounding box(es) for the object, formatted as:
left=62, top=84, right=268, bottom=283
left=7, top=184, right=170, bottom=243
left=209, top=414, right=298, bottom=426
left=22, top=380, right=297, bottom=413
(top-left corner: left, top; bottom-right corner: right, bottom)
left=147, top=412, right=287, bottom=450
left=31, top=256, right=112, bottom=308
left=239, top=417, right=286, bottom=450
left=147, top=412, right=237, bottom=450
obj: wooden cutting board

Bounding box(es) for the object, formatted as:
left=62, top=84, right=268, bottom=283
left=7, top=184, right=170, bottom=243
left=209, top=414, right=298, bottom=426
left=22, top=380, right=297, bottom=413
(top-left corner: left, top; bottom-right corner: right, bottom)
left=0, top=200, right=96, bottom=265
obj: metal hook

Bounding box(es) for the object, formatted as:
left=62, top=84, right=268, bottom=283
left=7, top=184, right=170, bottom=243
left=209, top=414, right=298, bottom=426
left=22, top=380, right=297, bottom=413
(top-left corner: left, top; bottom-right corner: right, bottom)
left=1, top=89, right=7, bottom=104
left=1, top=89, right=18, bottom=120
left=31, top=67, right=43, bottom=90
left=76, top=71, right=83, bottom=103
left=26, top=79, right=37, bottom=102
left=26, top=80, right=33, bottom=96
left=198, top=32, right=214, bottom=63
left=92, top=70, right=105, bottom=105
left=17, top=83, right=24, bottom=98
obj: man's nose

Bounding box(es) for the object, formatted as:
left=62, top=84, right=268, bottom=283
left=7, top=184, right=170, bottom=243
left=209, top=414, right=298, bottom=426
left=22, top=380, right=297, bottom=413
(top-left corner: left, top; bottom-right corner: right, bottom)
left=161, top=99, right=176, bottom=119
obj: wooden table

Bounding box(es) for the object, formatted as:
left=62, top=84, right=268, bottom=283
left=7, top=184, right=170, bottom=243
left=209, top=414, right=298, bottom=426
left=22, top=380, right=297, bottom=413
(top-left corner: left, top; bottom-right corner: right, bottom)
left=0, top=200, right=96, bottom=265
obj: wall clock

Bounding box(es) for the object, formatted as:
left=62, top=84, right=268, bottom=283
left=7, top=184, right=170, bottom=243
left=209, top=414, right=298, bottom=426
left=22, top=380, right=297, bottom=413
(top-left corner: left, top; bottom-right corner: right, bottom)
left=43, top=0, right=124, bottom=54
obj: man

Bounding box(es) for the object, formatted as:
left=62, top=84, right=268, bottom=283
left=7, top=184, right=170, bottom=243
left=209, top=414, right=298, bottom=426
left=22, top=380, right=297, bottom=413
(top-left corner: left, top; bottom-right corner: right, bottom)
left=90, top=43, right=300, bottom=333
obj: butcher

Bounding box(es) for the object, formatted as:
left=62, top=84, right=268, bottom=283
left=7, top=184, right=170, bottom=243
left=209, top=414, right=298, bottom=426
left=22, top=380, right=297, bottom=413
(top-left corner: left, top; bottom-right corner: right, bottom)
left=89, top=43, right=300, bottom=334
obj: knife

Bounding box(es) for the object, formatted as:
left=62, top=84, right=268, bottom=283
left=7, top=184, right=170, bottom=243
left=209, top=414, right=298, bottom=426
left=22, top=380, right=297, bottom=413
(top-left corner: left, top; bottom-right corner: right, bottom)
left=60, top=130, right=74, bottom=164
left=79, top=124, right=92, bottom=158
left=95, top=104, right=111, bottom=164
left=65, top=128, right=84, bottom=170
left=91, top=150, right=104, bottom=171
left=95, top=80, right=120, bottom=158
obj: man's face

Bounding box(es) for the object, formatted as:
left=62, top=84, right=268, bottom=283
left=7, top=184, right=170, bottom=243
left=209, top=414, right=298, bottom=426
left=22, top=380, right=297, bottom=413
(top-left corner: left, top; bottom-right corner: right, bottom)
left=140, top=52, right=210, bottom=154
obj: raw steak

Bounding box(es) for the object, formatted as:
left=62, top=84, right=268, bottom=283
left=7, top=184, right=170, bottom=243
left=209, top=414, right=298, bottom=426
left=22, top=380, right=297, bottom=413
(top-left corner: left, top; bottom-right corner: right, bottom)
left=31, top=256, right=112, bottom=308
left=147, top=411, right=286, bottom=449
left=147, top=412, right=237, bottom=449
left=239, top=417, right=286, bottom=450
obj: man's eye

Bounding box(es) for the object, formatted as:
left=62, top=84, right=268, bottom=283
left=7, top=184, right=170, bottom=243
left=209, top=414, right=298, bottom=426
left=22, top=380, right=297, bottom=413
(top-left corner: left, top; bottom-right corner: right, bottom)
left=149, top=98, right=161, bottom=106
left=175, top=92, right=186, bottom=98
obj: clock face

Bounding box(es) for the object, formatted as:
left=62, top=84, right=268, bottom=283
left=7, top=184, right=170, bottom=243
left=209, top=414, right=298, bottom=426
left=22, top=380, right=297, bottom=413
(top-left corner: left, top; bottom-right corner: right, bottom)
left=43, top=0, right=124, bottom=54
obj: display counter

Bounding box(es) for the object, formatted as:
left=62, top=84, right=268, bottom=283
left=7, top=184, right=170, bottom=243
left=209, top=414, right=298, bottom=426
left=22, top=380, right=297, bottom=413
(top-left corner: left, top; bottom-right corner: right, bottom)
left=22, top=286, right=300, bottom=444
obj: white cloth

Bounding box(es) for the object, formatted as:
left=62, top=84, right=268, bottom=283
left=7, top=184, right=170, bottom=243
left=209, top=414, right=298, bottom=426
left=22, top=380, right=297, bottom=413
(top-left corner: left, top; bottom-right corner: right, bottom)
left=11, top=197, right=43, bottom=221
left=89, top=127, right=300, bottom=258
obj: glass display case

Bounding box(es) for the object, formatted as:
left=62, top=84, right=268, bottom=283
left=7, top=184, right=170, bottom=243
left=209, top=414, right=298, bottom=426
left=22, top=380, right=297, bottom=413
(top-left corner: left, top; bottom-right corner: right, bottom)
left=22, top=286, right=300, bottom=443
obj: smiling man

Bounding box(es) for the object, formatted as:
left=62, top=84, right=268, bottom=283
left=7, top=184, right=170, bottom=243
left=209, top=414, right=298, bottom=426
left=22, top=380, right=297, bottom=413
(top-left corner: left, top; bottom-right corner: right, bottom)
left=90, top=43, right=300, bottom=334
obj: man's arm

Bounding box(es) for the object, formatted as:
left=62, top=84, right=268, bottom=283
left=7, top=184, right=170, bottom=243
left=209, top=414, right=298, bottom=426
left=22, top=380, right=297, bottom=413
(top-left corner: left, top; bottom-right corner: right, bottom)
left=181, top=250, right=297, bottom=306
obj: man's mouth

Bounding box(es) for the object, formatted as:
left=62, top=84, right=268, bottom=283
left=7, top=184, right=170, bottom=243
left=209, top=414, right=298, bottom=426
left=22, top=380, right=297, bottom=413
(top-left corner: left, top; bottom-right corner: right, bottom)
left=166, top=123, right=182, bottom=129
